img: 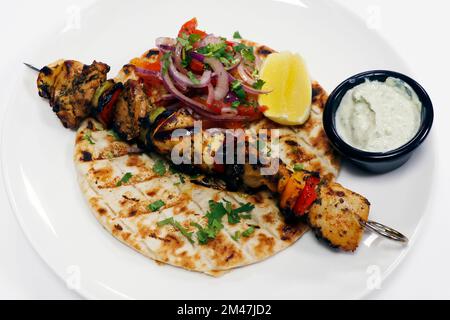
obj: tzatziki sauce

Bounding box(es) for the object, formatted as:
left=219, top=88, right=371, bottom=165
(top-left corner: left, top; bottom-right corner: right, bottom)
left=335, top=77, right=422, bottom=152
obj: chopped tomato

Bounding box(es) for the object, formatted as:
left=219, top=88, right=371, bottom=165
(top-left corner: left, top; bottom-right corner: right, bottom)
left=130, top=56, right=161, bottom=72
left=258, top=105, right=269, bottom=113
left=191, top=29, right=207, bottom=39
left=293, top=175, right=321, bottom=216
left=189, top=59, right=204, bottom=73
left=178, top=18, right=207, bottom=39
left=99, top=87, right=122, bottom=128
left=178, top=18, right=198, bottom=37
left=237, top=105, right=264, bottom=119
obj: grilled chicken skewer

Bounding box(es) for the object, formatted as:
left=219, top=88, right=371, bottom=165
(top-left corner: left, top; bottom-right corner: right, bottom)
left=27, top=58, right=408, bottom=251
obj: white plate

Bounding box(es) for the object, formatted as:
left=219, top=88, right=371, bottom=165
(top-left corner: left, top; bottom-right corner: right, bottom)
left=1, top=0, right=434, bottom=299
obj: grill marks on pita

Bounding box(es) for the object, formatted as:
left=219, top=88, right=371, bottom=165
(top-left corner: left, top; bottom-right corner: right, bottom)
left=75, top=119, right=308, bottom=275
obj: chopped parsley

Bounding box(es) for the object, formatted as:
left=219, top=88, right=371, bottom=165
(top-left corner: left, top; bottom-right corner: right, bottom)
left=189, top=33, right=202, bottom=44
left=190, top=222, right=216, bottom=245
left=156, top=200, right=256, bottom=245
left=231, top=80, right=246, bottom=101
left=231, top=101, right=240, bottom=109
left=192, top=200, right=255, bottom=244
left=231, top=231, right=241, bottom=242
left=153, top=160, right=166, bottom=176
left=177, top=33, right=202, bottom=51
left=161, top=52, right=171, bottom=75
left=234, top=43, right=255, bottom=62
left=233, top=31, right=242, bottom=39
left=223, top=200, right=255, bottom=225
left=116, top=172, right=132, bottom=186
left=157, top=217, right=194, bottom=244
left=148, top=200, right=165, bottom=212
left=242, top=226, right=255, bottom=237
left=293, top=163, right=304, bottom=172
left=196, top=41, right=235, bottom=66
left=83, top=131, right=95, bottom=145
left=187, top=71, right=200, bottom=85
left=252, top=79, right=266, bottom=90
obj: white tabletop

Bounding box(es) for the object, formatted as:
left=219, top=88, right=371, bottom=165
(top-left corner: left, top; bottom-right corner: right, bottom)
left=1, top=0, right=449, bottom=299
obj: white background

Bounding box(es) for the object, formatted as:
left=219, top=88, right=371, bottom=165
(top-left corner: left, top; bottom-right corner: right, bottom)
left=0, top=0, right=449, bottom=299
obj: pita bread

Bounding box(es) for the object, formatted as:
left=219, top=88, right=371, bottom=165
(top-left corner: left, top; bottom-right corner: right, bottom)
left=75, top=119, right=308, bottom=276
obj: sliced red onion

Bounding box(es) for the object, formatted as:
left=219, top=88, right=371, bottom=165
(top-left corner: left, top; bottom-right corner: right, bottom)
left=199, top=34, right=222, bottom=47
left=160, top=93, right=176, bottom=101
left=237, top=62, right=255, bottom=85
left=255, top=53, right=263, bottom=69
left=228, top=73, right=271, bottom=95
left=221, top=107, right=238, bottom=115
left=204, top=57, right=229, bottom=101
left=134, top=66, right=162, bottom=80
left=207, top=83, right=214, bottom=105
left=225, top=54, right=242, bottom=71
left=156, top=37, right=176, bottom=52
left=169, top=57, right=212, bottom=88
left=173, top=42, right=188, bottom=75
left=161, top=72, right=247, bottom=121
left=190, top=51, right=205, bottom=62
left=224, top=92, right=239, bottom=104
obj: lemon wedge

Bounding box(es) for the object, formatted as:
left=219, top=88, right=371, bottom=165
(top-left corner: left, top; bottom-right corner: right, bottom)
left=258, top=51, right=312, bottom=125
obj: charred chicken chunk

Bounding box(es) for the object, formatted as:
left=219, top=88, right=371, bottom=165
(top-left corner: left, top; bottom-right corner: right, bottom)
left=37, top=60, right=110, bottom=129
left=308, top=181, right=370, bottom=251
left=113, top=80, right=152, bottom=141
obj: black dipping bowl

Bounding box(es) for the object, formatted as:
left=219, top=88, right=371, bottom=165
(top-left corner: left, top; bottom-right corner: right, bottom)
left=323, top=70, right=433, bottom=173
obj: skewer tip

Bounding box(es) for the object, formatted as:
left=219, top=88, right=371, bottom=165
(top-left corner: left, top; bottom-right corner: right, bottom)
left=24, top=62, right=40, bottom=72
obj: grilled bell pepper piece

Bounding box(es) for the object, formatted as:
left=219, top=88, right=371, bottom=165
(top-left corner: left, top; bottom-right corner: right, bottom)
left=279, top=172, right=305, bottom=210
left=293, top=175, right=321, bottom=216
left=92, top=80, right=114, bottom=108
left=93, top=82, right=123, bottom=128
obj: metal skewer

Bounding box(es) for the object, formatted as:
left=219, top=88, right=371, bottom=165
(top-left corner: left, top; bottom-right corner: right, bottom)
left=360, top=219, right=408, bottom=243
left=24, top=62, right=40, bottom=72
left=24, top=61, right=409, bottom=245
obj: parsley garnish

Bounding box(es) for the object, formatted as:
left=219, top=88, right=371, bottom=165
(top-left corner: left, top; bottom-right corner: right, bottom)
left=188, top=33, right=202, bottom=44
left=187, top=71, right=200, bottom=85
left=233, top=31, right=242, bottom=39
left=242, top=226, right=255, bottom=237
left=157, top=217, right=194, bottom=244
left=232, top=202, right=255, bottom=215
left=234, top=43, right=255, bottom=62
left=223, top=200, right=255, bottom=225
left=177, top=36, right=190, bottom=47
left=231, top=101, right=240, bottom=109
left=190, top=222, right=216, bottom=245
left=293, top=163, right=304, bottom=172
left=197, top=41, right=235, bottom=66
left=116, top=172, right=132, bottom=186
left=83, top=131, right=95, bottom=145
left=161, top=52, right=171, bottom=75
left=188, top=200, right=256, bottom=245
left=148, top=199, right=165, bottom=212
left=231, top=80, right=246, bottom=101
left=178, top=33, right=202, bottom=51
left=231, top=231, right=241, bottom=242
left=153, top=160, right=166, bottom=176
left=252, top=79, right=266, bottom=90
